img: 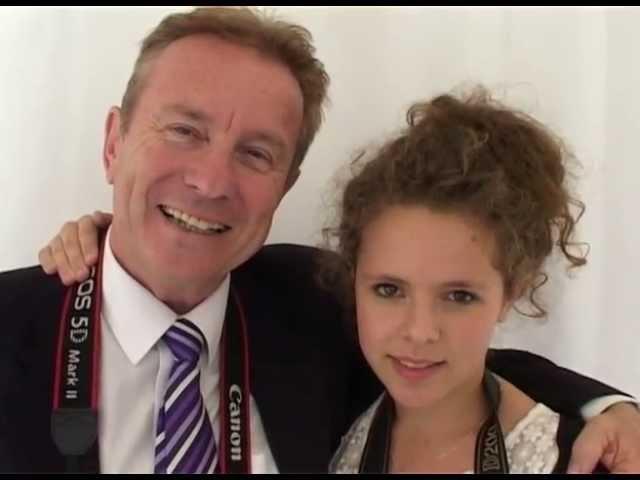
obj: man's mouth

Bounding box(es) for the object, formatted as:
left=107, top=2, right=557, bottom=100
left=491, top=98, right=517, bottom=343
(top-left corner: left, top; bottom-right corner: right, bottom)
left=159, top=205, right=231, bottom=235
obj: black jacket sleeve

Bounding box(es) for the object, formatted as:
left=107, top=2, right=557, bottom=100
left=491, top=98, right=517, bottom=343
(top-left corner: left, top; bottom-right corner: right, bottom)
left=487, top=348, right=630, bottom=416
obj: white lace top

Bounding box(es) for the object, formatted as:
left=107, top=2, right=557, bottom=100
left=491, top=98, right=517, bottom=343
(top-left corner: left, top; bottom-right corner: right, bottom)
left=330, top=397, right=560, bottom=474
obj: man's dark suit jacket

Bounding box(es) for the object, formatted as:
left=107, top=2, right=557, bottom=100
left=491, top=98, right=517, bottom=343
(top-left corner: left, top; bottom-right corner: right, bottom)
left=0, top=244, right=625, bottom=473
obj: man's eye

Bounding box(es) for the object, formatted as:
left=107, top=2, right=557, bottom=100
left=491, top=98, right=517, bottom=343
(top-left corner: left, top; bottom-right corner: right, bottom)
left=166, top=124, right=202, bottom=142
left=447, top=290, right=477, bottom=304
left=173, top=126, right=193, bottom=136
left=373, top=283, right=401, bottom=298
left=248, top=148, right=267, bottom=159
left=239, top=147, right=274, bottom=173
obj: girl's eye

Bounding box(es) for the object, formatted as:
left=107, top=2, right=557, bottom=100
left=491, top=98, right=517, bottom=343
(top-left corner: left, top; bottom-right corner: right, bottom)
left=447, top=290, right=477, bottom=304
left=373, top=283, right=401, bottom=298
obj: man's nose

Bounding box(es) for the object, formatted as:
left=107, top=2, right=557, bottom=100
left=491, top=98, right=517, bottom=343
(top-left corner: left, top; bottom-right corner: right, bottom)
left=183, top=146, right=238, bottom=200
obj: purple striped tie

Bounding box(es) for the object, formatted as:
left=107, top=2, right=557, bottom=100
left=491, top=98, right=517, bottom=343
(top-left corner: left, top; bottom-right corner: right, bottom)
left=154, top=318, right=217, bottom=474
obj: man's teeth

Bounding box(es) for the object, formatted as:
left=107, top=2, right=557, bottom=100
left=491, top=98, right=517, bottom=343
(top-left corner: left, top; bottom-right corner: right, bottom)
left=161, top=206, right=230, bottom=234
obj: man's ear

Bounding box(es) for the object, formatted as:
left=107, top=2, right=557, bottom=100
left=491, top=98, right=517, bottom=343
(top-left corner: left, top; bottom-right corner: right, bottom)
left=103, top=107, right=123, bottom=185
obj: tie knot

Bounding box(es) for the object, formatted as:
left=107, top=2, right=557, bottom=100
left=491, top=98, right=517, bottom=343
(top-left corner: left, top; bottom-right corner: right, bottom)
left=163, top=318, right=205, bottom=364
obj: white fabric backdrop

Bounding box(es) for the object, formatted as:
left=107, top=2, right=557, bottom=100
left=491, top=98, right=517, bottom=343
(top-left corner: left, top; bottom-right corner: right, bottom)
left=1, top=7, right=638, bottom=397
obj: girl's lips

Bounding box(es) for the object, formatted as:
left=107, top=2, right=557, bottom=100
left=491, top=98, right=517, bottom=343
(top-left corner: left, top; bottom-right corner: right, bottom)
left=390, top=356, right=446, bottom=381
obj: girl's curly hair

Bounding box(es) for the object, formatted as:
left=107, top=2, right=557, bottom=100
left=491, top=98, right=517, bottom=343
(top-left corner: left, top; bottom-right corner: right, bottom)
left=319, top=86, right=587, bottom=319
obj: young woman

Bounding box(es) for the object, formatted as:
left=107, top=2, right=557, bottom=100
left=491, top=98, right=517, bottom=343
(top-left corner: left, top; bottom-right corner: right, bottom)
left=324, top=87, right=602, bottom=473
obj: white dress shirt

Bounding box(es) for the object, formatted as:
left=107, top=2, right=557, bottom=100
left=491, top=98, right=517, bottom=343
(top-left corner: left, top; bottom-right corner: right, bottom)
left=98, top=230, right=278, bottom=473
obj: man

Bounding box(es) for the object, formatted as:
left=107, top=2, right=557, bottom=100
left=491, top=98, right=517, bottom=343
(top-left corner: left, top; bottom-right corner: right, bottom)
left=2, top=7, right=639, bottom=474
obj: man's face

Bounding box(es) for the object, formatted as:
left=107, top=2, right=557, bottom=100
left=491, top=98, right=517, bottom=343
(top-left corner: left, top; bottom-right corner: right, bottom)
left=104, top=34, right=303, bottom=298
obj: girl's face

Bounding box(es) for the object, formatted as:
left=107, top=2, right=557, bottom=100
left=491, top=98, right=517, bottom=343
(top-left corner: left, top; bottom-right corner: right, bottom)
left=354, top=205, right=511, bottom=413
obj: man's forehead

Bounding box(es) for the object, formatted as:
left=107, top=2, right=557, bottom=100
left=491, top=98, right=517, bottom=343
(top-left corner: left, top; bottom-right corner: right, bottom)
left=159, top=104, right=213, bottom=123
left=141, top=36, right=302, bottom=108
left=146, top=34, right=272, bottom=76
